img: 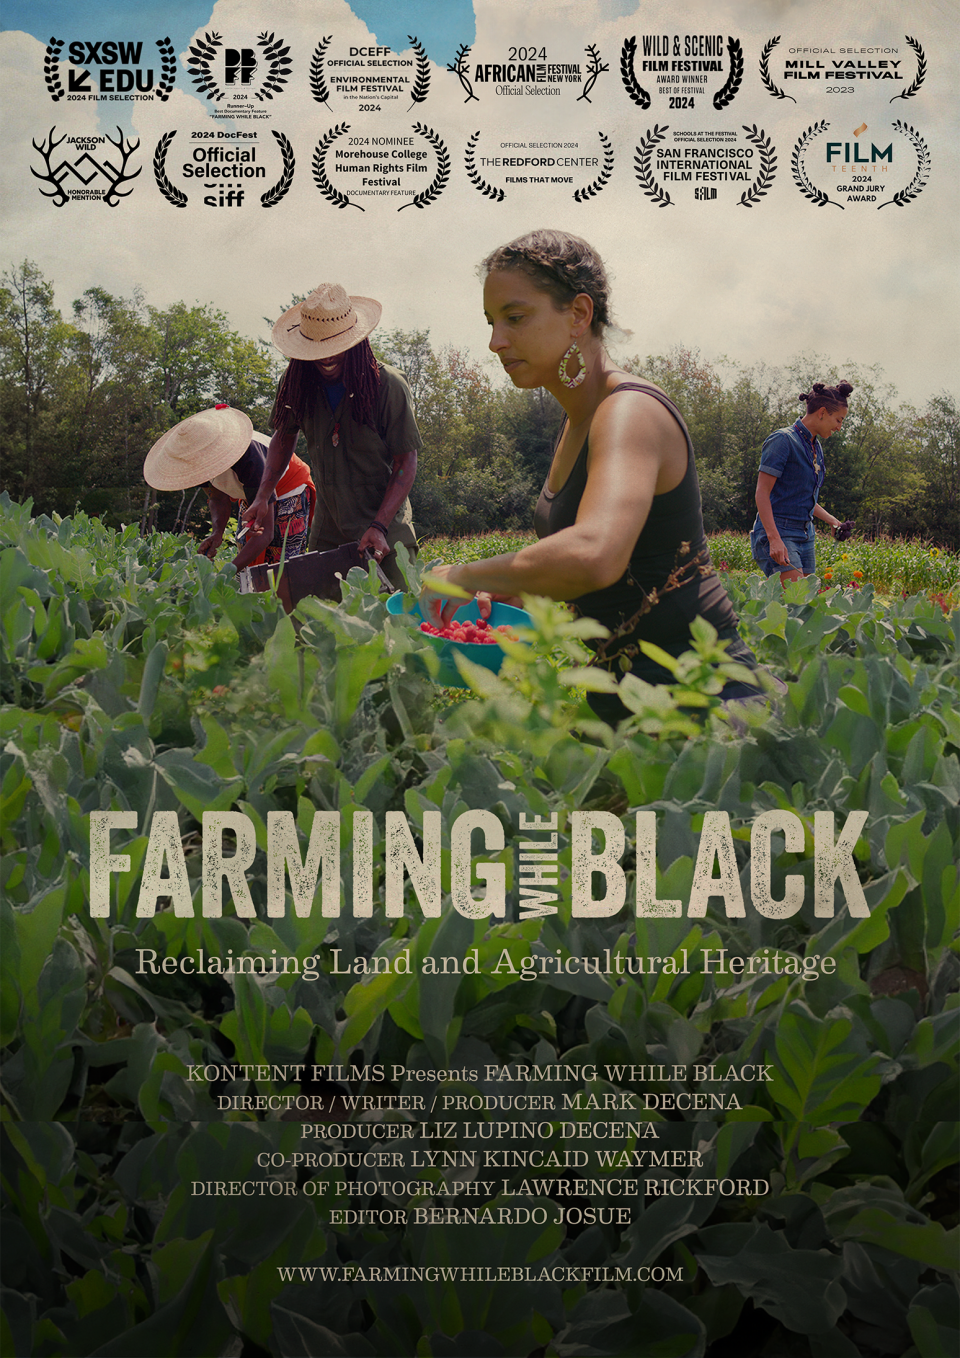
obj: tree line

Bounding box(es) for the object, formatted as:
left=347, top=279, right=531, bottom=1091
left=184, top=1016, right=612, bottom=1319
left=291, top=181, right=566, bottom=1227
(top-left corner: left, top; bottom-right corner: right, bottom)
left=2, top=260, right=957, bottom=549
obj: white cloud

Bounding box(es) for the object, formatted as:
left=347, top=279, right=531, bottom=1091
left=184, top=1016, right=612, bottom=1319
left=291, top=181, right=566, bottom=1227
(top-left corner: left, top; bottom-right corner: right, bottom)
left=2, top=0, right=956, bottom=406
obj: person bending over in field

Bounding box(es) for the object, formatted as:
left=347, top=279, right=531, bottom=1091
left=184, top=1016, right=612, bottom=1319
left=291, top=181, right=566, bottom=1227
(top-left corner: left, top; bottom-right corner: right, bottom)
left=750, top=382, right=855, bottom=584
left=421, top=228, right=764, bottom=725
left=143, top=404, right=315, bottom=572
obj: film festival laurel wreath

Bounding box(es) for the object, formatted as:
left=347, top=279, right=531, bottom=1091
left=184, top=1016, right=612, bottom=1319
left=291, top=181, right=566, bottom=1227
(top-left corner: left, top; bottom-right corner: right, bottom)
left=31, top=126, right=142, bottom=206
left=309, top=32, right=430, bottom=111
left=31, top=28, right=934, bottom=220
left=152, top=128, right=295, bottom=208
left=309, top=123, right=449, bottom=213
left=445, top=43, right=610, bottom=105
left=621, top=34, right=743, bottom=111
left=43, top=35, right=176, bottom=101
left=760, top=32, right=927, bottom=105
left=186, top=30, right=292, bottom=103
left=633, top=125, right=776, bottom=210
left=462, top=131, right=615, bottom=204
left=790, top=119, right=931, bottom=210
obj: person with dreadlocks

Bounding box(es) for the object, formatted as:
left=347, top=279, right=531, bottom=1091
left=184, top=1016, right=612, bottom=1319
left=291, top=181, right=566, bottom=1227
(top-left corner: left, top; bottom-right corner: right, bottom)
left=242, top=283, right=420, bottom=590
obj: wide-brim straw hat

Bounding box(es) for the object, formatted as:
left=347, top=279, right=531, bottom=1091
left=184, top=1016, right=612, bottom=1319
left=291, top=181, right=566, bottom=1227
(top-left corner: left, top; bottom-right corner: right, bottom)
left=272, top=282, right=382, bottom=361
left=143, top=405, right=253, bottom=490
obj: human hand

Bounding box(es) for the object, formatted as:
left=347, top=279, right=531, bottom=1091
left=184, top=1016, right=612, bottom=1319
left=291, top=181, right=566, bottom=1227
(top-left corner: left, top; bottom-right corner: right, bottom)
left=420, top=565, right=473, bottom=627
left=241, top=495, right=271, bottom=535
left=475, top=591, right=523, bottom=619
left=833, top=520, right=855, bottom=542
left=197, top=534, right=222, bottom=559
left=359, top=524, right=391, bottom=565
left=769, top=536, right=791, bottom=567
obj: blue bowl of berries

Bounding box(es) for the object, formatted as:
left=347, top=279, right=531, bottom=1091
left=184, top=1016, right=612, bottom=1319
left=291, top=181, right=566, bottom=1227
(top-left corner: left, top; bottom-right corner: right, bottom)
left=386, top=594, right=531, bottom=688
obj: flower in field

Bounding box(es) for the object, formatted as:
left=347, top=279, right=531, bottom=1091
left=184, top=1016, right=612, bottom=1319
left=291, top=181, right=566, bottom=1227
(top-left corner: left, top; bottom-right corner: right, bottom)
left=823, top=569, right=834, bottom=580
left=930, top=547, right=941, bottom=557
left=853, top=570, right=863, bottom=579
left=212, top=685, right=229, bottom=696
left=719, top=560, right=728, bottom=571
left=841, top=553, right=849, bottom=560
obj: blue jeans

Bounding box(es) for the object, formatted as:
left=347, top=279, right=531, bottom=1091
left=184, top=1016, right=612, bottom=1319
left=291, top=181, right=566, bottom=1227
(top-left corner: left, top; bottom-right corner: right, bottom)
left=751, top=517, right=816, bottom=577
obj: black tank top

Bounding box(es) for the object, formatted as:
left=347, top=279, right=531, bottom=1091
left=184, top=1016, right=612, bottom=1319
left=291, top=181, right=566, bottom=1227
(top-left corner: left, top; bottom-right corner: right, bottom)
left=533, top=382, right=740, bottom=672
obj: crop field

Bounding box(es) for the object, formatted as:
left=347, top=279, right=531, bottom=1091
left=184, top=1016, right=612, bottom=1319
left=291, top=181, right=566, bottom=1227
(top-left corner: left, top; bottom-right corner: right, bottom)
left=2, top=495, right=958, bottom=1358
left=707, top=533, right=960, bottom=603
left=424, top=530, right=960, bottom=605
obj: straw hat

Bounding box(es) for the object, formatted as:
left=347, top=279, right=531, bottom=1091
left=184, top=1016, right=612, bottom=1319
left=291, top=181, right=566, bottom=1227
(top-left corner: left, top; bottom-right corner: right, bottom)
left=272, top=282, right=382, bottom=361
left=143, top=405, right=253, bottom=490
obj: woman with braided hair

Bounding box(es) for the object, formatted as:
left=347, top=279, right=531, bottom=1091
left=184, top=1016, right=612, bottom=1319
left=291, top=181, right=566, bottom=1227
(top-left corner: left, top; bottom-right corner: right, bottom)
left=422, top=228, right=764, bottom=724
left=751, top=382, right=856, bottom=584
left=243, top=283, right=420, bottom=589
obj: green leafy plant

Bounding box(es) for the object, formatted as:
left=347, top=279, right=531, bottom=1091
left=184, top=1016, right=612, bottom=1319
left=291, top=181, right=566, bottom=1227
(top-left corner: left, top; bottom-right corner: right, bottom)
left=2, top=498, right=957, bottom=1358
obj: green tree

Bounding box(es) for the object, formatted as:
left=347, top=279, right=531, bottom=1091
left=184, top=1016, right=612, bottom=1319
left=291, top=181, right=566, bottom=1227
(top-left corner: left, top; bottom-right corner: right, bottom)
left=375, top=328, right=538, bottom=537
left=497, top=384, right=563, bottom=485
left=149, top=300, right=235, bottom=417
left=67, top=286, right=159, bottom=521
left=374, top=326, right=434, bottom=408
left=0, top=260, right=82, bottom=509
left=909, top=393, right=960, bottom=549
left=625, top=346, right=725, bottom=465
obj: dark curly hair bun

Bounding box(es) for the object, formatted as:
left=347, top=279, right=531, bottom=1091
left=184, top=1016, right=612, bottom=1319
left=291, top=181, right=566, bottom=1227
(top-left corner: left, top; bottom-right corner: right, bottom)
left=799, top=381, right=853, bottom=412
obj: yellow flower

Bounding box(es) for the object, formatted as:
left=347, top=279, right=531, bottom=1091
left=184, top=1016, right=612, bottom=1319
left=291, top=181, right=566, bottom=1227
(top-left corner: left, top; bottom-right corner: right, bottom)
left=841, top=553, right=849, bottom=560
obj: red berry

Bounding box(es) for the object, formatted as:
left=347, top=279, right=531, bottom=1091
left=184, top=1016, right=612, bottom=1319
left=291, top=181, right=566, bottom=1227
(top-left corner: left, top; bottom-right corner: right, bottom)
left=422, top=617, right=503, bottom=644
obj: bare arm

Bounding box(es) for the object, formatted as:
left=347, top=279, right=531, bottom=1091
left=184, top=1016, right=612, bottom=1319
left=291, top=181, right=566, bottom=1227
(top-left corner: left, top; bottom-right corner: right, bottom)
left=232, top=500, right=275, bottom=571
left=754, top=473, right=791, bottom=568
left=197, top=486, right=234, bottom=559
left=242, top=426, right=298, bottom=535
left=812, top=503, right=841, bottom=530
left=198, top=485, right=275, bottom=571
left=425, top=391, right=683, bottom=622
left=359, top=448, right=418, bottom=557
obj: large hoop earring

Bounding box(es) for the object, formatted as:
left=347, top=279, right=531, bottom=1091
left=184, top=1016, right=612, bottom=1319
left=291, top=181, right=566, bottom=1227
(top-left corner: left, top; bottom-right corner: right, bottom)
left=558, top=341, right=586, bottom=389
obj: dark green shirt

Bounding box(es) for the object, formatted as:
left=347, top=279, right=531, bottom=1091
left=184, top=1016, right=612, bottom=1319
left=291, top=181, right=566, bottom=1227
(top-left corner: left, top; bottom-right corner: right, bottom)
left=299, top=363, right=420, bottom=542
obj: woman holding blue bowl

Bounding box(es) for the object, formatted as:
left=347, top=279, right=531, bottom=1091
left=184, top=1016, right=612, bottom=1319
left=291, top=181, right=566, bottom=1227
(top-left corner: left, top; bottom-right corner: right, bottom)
left=423, top=229, right=764, bottom=723
left=750, top=382, right=855, bottom=583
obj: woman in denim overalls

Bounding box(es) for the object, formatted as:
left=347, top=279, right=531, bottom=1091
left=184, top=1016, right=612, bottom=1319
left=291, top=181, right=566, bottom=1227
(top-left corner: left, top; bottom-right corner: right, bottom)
left=750, top=382, right=855, bottom=583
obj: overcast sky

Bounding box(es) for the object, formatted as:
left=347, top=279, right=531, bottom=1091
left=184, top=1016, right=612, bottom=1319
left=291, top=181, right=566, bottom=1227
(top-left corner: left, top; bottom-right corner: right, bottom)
left=2, top=0, right=957, bottom=409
